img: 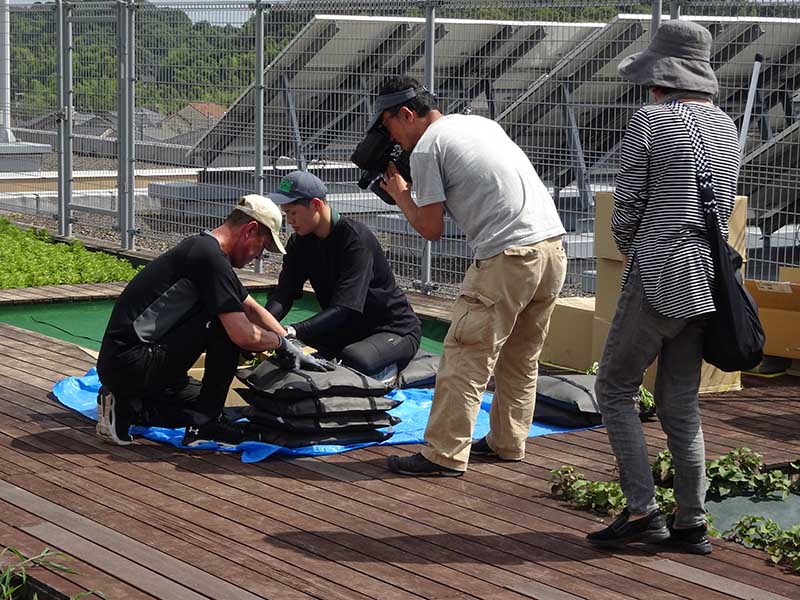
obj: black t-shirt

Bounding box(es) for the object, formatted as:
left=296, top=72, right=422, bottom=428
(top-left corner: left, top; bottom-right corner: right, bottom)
left=100, top=232, right=248, bottom=355
left=270, top=215, right=420, bottom=348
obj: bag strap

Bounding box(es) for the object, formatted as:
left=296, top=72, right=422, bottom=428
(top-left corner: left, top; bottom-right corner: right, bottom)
left=663, top=101, right=722, bottom=225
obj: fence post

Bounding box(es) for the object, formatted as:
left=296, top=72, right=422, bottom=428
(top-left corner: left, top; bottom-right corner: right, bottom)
left=651, top=0, right=662, bottom=39
left=127, top=0, right=136, bottom=250
left=0, top=0, right=16, bottom=143
left=670, top=1, right=681, bottom=20
left=740, top=54, right=764, bottom=161
left=253, top=0, right=265, bottom=273
left=419, top=0, right=436, bottom=295
left=58, top=0, right=73, bottom=239
left=56, top=0, right=67, bottom=237
left=117, top=0, right=130, bottom=249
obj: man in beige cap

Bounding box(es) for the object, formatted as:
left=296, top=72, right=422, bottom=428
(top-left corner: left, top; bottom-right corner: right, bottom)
left=96, top=194, right=331, bottom=448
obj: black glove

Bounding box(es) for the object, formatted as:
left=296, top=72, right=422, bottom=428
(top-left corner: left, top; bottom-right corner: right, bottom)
left=274, top=336, right=335, bottom=372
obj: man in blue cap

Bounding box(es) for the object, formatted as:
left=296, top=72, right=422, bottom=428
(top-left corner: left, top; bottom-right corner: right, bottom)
left=265, top=170, right=421, bottom=378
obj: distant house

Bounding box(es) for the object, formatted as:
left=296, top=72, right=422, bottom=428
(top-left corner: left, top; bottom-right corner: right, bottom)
left=16, top=110, right=116, bottom=137
left=161, top=102, right=227, bottom=136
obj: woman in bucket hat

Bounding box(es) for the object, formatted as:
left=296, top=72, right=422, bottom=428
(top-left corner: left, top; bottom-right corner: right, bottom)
left=586, top=19, right=740, bottom=555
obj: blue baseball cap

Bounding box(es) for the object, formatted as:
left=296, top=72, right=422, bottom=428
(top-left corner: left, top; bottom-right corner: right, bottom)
left=266, top=170, right=328, bottom=205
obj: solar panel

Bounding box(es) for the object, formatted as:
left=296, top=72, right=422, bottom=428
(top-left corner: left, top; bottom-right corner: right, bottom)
left=496, top=14, right=800, bottom=197
left=188, top=14, right=603, bottom=166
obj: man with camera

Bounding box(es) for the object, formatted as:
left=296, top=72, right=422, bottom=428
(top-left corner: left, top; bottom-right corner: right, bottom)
left=264, top=170, right=421, bottom=378
left=371, top=75, right=566, bottom=476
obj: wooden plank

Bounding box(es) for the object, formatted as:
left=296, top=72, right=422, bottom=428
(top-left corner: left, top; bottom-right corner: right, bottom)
left=207, top=455, right=715, bottom=600
left=57, top=466, right=429, bottom=600
left=294, top=451, right=730, bottom=600
left=349, top=446, right=800, bottom=598
left=36, top=468, right=365, bottom=600
left=648, top=559, right=795, bottom=600
left=94, top=461, right=486, bottom=600
left=0, top=479, right=271, bottom=600
left=0, top=508, right=158, bottom=600
left=160, top=455, right=595, bottom=600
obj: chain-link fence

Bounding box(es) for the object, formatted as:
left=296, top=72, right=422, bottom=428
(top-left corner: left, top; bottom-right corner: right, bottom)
left=2, top=0, right=799, bottom=296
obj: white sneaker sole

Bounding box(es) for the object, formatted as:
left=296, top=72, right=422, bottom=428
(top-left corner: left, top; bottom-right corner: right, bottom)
left=96, top=393, right=133, bottom=446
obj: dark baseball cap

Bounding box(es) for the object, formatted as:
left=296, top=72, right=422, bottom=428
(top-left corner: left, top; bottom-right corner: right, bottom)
left=266, top=170, right=328, bottom=205
left=366, top=87, right=421, bottom=132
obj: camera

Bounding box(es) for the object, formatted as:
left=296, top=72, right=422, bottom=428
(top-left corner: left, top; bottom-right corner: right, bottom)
left=350, top=127, right=412, bottom=206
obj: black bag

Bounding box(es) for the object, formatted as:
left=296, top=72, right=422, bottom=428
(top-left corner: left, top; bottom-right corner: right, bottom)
left=535, top=374, right=602, bottom=427
left=244, top=423, right=394, bottom=448
left=238, top=359, right=392, bottom=400
left=241, top=406, right=401, bottom=433
left=236, top=387, right=401, bottom=416
left=667, top=102, right=764, bottom=372
left=396, top=350, right=440, bottom=389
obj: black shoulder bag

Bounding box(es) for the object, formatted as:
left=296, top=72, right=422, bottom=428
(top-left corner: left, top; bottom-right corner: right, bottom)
left=666, top=102, right=765, bottom=372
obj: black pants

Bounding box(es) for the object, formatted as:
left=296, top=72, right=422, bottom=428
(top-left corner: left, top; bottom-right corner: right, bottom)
left=305, top=330, right=420, bottom=376
left=97, top=311, right=239, bottom=427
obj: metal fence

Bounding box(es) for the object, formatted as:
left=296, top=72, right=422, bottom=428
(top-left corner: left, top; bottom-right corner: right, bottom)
left=2, top=0, right=799, bottom=296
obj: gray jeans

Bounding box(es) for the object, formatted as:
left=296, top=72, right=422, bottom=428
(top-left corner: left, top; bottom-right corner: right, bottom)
left=596, top=263, right=708, bottom=528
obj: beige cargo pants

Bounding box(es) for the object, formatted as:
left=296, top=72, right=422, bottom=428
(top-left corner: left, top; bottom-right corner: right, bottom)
left=422, top=237, right=566, bottom=471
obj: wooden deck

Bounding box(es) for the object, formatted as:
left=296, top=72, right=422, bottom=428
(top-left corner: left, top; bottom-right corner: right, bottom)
left=1, top=286, right=800, bottom=599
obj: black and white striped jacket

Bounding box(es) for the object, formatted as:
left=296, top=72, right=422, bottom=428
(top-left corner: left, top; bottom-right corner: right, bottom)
left=612, top=102, right=740, bottom=319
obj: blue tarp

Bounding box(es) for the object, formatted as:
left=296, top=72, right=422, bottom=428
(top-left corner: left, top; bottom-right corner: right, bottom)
left=53, top=368, right=580, bottom=463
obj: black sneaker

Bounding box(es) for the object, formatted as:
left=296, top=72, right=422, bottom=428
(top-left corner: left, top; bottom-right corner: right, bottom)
left=96, top=387, right=133, bottom=446
left=586, top=508, right=670, bottom=547
left=470, top=437, right=522, bottom=462
left=666, top=514, right=712, bottom=555
left=387, top=452, right=464, bottom=477
left=182, top=416, right=263, bottom=449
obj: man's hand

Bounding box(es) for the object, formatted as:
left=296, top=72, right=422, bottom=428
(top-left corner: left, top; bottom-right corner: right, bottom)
left=274, top=336, right=335, bottom=372
left=380, top=162, right=411, bottom=204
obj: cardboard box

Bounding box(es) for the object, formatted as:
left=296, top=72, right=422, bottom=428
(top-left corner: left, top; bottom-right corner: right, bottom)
left=541, top=296, right=595, bottom=371
left=593, top=193, right=748, bottom=261
left=594, top=192, right=624, bottom=261
left=591, top=316, right=741, bottom=394
left=188, top=366, right=249, bottom=407
left=779, top=267, right=800, bottom=284
left=745, top=280, right=800, bottom=360
left=728, top=196, right=748, bottom=259
left=595, top=258, right=624, bottom=321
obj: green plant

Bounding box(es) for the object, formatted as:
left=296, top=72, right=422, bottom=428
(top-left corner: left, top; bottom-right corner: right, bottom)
left=706, top=448, right=791, bottom=500
left=585, top=362, right=654, bottom=416
left=725, top=516, right=800, bottom=573
left=654, top=485, right=677, bottom=516
left=550, top=466, right=674, bottom=517
left=0, top=219, right=142, bottom=289
left=0, top=546, right=104, bottom=599
left=652, top=449, right=675, bottom=485
left=637, top=385, right=655, bottom=412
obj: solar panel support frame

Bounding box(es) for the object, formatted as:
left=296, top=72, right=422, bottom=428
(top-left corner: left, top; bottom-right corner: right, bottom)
left=561, top=82, right=592, bottom=211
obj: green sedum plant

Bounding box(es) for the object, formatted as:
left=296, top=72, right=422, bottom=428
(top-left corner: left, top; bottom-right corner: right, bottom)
left=725, top=516, right=800, bottom=573
left=0, top=219, right=142, bottom=289
left=551, top=448, right=800, bottom=573
left=706, top=448, right=791, bottom=500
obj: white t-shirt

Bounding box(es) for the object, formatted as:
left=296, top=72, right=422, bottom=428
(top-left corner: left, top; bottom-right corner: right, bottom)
left=410, top=114, right=564, bottom=260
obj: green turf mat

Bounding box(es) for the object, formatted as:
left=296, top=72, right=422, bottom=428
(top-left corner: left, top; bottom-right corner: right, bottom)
left=0, top=292, right=447, bottom=354
left=707, top=493, right=800, bottom=533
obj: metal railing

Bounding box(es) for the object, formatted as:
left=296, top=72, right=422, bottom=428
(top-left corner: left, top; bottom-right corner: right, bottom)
left=1, top=0, right=798, bottom=296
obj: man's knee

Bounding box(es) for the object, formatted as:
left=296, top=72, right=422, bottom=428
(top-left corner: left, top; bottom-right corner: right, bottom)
left=339, top=344, right=376, bottom=374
